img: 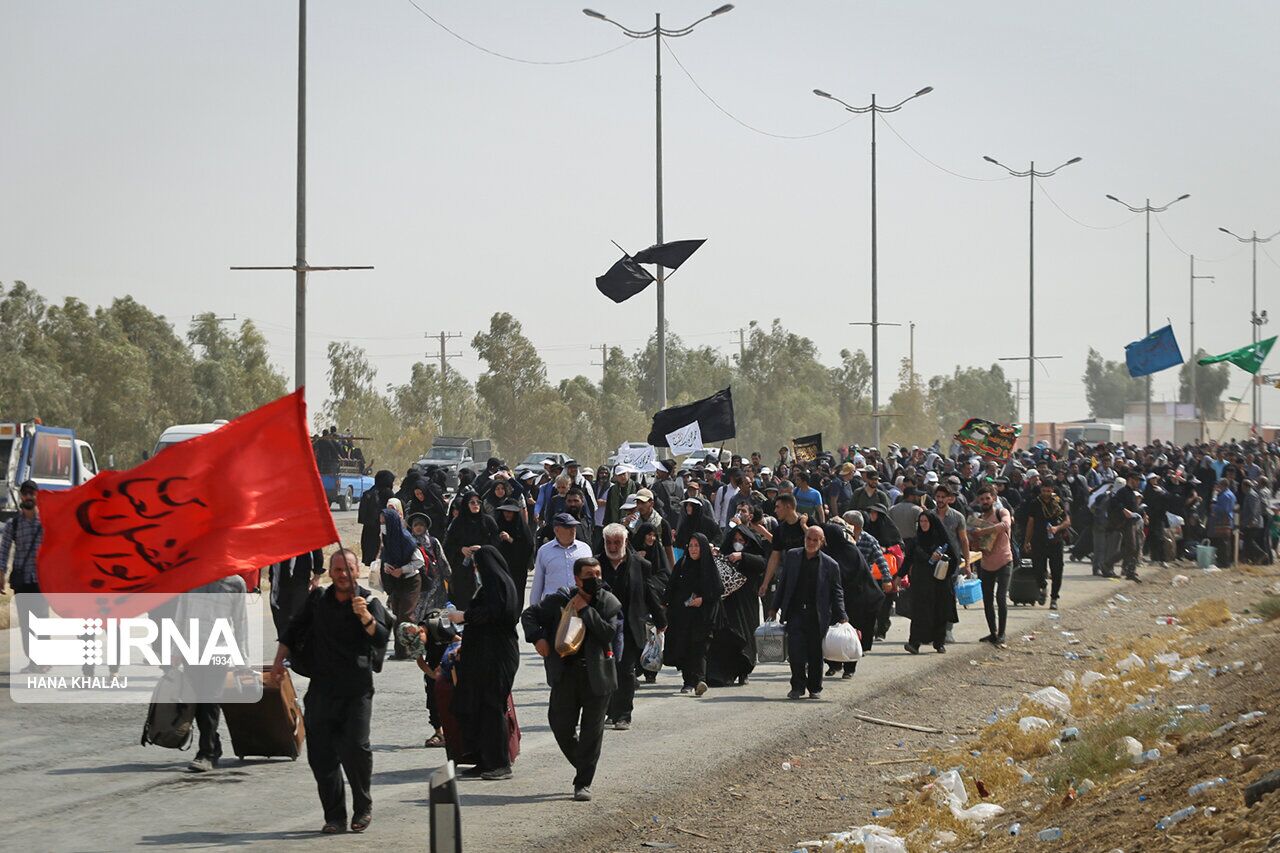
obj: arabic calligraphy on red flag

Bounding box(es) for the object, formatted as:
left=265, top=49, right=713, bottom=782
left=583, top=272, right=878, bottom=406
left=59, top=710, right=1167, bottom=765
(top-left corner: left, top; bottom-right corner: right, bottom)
left=37, top=389, right=337, bottom=616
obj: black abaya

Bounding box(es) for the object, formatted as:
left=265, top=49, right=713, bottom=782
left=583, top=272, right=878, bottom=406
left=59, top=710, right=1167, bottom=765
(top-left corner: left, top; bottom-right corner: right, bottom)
left=903, top=513, right=959, bottom=649
left=705, top=527, right=765, bottom=686
left=455, top=545, right=521, bottom=771
left=494, top=510, right=534, bottom=610
left=444, top=506, right=500, bottom=607
left=821, top=522, right=885, bottom=654
left=662, top=533, right=725, bottom=686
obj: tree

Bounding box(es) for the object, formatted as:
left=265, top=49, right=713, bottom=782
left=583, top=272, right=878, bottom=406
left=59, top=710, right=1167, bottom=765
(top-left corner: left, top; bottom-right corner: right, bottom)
left=1178, top=351, right=1231, bottom=420
left=472, top=313, right=572, bottom=459
left=829, top=348, right=872, bottom=446
left=884, top=358, right=939, bottom=448
left=928, top=364, right=1016, bottom=436
left=734, top=319, right=839, bottom=457
left=391, top=361, right=487, bottom=445
left=630, top=327, right=733, bottom=415
left=188, top=314, right=287, bottom=422
left=1083, top=348, right=1141, bottom=419
left=321, top=342, right=408, bottom=472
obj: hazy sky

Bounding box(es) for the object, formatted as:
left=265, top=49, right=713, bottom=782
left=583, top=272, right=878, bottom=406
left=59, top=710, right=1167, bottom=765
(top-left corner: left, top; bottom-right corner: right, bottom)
left=4, top=1, right=1278, bottom=428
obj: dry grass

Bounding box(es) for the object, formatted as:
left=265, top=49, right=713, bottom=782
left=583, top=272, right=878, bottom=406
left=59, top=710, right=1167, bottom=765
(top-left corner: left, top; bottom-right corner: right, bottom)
left=1257, top=595, right=1280, bottom=622
left=1176, top=598, right=1232, bottom=631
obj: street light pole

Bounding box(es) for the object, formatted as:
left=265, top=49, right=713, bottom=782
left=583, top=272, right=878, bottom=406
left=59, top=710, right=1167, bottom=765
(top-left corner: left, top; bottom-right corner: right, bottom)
left=1190, top=255, right=1215, bottom=441
left=814, top=84, right=933, bottom=449
left=584, top=5, right=734, bottom=410
left=1105, top=192, right=1190, bottom=444
left=985, top=155, right=1082, bottom=442
left=1219, top=226, right=1278, bottom=434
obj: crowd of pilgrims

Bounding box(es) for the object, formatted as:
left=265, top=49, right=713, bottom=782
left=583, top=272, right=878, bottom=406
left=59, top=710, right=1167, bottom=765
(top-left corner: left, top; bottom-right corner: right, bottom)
left=348, top=436, right=1279, bottom=787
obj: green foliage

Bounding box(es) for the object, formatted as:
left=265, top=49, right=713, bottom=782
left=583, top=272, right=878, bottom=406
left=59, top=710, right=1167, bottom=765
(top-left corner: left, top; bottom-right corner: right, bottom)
left=928, top=364, right=1017, bottom=436
left=1178, top=350, right=1231, bottom=420
left=0, top=283, right=284, bottom=466
left=472, top=313, right=573, bottom=458
left=1083, top=348, right=1142, bottom=419
left=735, top=319, right=840, bottom=456
left=884, top=359, right=940, bottom=448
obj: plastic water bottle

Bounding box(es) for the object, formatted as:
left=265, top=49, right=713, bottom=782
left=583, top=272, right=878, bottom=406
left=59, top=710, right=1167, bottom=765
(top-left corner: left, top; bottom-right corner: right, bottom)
left=444, top=601, right=456, bottom=614
left=1009, top=823, right=1021, bottom=836
left=1136, top=748, right=1162, bottom=764
left=1239, top=710, right=1267, bottom=723
left=1061, top=726, right=1080, bottom=742
left=1155, top=806, right=1196, bottom=830
left=1188, top=777, right=1228, bottom=798
left=871, top=807, right=894, bottom=818
left=1037, top=827, right=1063, bottom=841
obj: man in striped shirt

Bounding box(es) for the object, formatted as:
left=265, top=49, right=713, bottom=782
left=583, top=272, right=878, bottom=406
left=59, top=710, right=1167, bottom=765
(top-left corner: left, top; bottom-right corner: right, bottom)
left=2, top=480, right=47, bottom=672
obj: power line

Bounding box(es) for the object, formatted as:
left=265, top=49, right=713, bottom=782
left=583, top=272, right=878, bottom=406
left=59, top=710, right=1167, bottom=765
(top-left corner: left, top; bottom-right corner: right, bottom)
left=404, top=0, right=635, bottom=65
left=1034, top=178, right=1138, bottom=231
left=662, top=41, right=856, bottom=140
left=877, top=115, right=1011, bottom=183
left=1152, top=215, right=1249, bottom=263
left=1263, top=245, right=1280, bottom=271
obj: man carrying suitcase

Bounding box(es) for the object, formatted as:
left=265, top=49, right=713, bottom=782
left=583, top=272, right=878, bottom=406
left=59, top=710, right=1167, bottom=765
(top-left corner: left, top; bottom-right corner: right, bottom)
left=182, top=574, right=249, bottom=773
left=272, top=549, right=392, bottom=835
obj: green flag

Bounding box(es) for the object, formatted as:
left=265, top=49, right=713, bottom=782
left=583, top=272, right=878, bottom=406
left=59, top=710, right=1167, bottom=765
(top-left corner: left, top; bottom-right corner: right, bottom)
left=1198, top=335, right=1276, bottom=374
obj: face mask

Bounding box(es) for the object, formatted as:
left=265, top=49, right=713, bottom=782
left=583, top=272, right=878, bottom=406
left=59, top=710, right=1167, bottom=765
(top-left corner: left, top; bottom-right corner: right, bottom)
left=581, top=576, right=601, bottom=596
left=20, top=499, right=35, bottom=510
left=733, top=541, right=745, bottom=552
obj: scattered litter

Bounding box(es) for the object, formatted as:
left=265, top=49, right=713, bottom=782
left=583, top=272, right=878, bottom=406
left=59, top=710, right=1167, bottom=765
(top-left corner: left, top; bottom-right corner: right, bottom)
left=1077, top=778, right=1096, bottom=796
left=1211, top=721, right=1237, bottom=738
left=1008, top=822, right=1021, bottom=836
left=1134, top=748, right=1162, bottom=765
left=1037, top=827, right=1063, bottom=841
left=1026, top=686, right=1072, bottom=717
left=1115, top=736, right=1144, bottom=760
left=870, top=807, right=894, bottom=818
left=1155, top=805, right=1196, bottom=830
left=1154, top=616, right=1179, bottom=626
left=1168, top=668, right=1192, bottom=683
left=1154, top=652, right=1181, bottom=666
left=782, top=762, right=793, bottom=771
left=1172, top=574, right=1190, bottom=586
left=1239, top=710, right=1267, bottom=724
left=1115, top=653, right=1145, bottom=673
left=1019, top=716, right=1051, bottom=733
left=1061, top=726, right=1080, bottom=742
left=1080, top=670, right=1106, bottom=689
left=1188, top=777, right=1229, bottom=798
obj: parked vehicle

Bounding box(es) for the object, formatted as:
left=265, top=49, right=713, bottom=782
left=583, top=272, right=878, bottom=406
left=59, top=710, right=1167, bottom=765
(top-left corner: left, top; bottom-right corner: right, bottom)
left=678, top=448, right=731, bottom=472
left=0, top=421, right=99, bottom=518
left=418, top=436, right=494, bottom=489
left=1062, top=422, right=1125, bottom=445
left=513, top=451, right=570, bottom=478
left=153, top=421, right=229, bottom=456
left=312, top=433, right=374, bottom=511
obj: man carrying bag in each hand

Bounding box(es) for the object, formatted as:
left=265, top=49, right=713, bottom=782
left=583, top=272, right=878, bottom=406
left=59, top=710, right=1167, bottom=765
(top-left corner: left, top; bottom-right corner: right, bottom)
left=520, top=556, right=623, bottom=802
left=272, top=549, right=393, bottom=835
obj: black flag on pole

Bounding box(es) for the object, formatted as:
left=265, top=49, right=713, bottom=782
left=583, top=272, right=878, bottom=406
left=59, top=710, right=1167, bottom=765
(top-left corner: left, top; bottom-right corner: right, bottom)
left=632, top=239, right=706, bottom=271
left=595, top=256, right=656, bottom=304
left=647, top=387, right=736, bottom=447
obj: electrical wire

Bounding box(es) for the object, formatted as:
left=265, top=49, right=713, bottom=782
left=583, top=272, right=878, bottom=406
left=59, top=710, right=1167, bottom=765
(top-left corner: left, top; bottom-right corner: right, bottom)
left=1153, top=215, right=1248, bottom=263
left=1034, top=179, right=1138, bottom=231
left=1261, top=245, right=1280, bottom=272
left=662, top=41, right=856, bottom=140
left=404, top=0, right=635, bottom=65
left=877, top=116, right=1012, bottom=183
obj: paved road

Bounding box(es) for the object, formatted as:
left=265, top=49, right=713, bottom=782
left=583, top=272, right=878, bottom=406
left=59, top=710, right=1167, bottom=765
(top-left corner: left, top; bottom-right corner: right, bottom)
left=0, top=561, right=1125, bottom=852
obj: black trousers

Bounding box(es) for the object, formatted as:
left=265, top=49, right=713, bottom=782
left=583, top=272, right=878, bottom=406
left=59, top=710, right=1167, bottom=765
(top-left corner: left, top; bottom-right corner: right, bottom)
left=785, top=609, right=824, bottom=695
left=980, top=562, right=1011, bottom=639
left=876, top=592, right=895, bottom=638
left=1031, top=544, right=1065, bottom=601
left=11, top=582, right=45, bottom=659
left=304, top=691, right=374, bottom=824
left=547, top=663, right=609, bottom=789
left=194, top=703, right=222, bottom=760
left=607, top=640, right=640, bottom=722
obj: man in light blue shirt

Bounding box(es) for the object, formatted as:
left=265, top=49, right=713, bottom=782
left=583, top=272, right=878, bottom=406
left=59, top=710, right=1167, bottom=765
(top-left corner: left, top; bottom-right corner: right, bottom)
left=530, top=513, right=594, bottom=604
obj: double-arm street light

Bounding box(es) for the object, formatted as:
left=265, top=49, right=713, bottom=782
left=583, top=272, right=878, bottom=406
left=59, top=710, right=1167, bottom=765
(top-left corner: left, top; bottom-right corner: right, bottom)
left=1105, top=192, right=1191, bottom=444
left=983, top=155, right=1082, bottom=444
left=583, top=4, right=734, bottom=410
left=1219, top=226, right=1279, bottom=434
left=813, top=85, right=933, bottom=449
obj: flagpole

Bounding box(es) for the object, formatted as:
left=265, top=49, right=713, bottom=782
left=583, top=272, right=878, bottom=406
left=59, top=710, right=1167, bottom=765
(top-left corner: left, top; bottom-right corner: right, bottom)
left=1217, top=378, right=1252, bottom=443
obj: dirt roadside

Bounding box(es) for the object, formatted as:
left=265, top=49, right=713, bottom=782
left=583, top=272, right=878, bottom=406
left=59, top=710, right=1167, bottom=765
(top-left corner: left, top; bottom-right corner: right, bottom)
left=558, top=562, right=1280, bottom=853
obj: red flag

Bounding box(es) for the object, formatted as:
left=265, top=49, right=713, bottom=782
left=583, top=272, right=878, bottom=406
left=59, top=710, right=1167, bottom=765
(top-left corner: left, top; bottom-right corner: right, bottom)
left=37, top=389, right=338, bottom=616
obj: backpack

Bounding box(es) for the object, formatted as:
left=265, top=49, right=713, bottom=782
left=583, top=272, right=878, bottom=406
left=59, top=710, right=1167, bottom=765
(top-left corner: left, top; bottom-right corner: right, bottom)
left=140, top=668, right=196, bottom=750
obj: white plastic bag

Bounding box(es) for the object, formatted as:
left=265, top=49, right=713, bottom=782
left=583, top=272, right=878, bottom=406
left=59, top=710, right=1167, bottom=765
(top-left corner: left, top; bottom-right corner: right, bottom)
left=821, top=622, right=863, bottom=663
left=1115, top=653, right=1145, bottom=673
left=640, top=626, right=664, bottom=672
left=1018, top=716, right=1050, bottom=733
left=1080, top=670, right=1107, bottom=689
left=1026, top=686, right=1072, bottom=718
left=935, top=769, right=968, bottom=805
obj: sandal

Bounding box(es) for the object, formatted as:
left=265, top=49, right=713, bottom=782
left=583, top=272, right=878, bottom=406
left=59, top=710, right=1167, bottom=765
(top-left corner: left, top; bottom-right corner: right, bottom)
left=351, top=812, right=372, bottom=833
left=321, top=822, right=345, bottom=834
left=424, top=733, right=445, bottom=748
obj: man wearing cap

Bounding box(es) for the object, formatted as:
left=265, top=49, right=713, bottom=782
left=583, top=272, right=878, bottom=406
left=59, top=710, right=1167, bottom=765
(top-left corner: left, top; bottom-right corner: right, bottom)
left=564, top=460, right=598, bottom=518
left=603, top=465, right=638, bottom=527
left=1103, top=469, right=1144, bottom=580
left=3, top=480, right=46, bottom=672
left=825, top=463, right=857, bottom=520
left=650, top=459, right=683, bottom=530
left=531, top=513, right=594, bottom=604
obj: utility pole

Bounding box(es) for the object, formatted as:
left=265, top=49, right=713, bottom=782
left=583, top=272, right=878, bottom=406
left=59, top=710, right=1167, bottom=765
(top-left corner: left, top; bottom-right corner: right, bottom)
left=584, top=5, right=734, bottom=410
left=1015, top=378, right=1021, bottom=425
left=815, top=84, right=933, bottom=450
left=591, top=343, right=610, bottom=384
left=1219, top=226, right=1278, bottom=434
left=428, top=331, right=463, bottom=433
left=1189, top=255, right=1215, bottom=441
left=1105, top=192, right=1191, bottom=444
left=738, top=327, right=746, bottom=362
left=985, top=155, right=1082, bottom=441
left=908, top=322, right=916, bottom=379
left=231, top=0, right=372, bottom=392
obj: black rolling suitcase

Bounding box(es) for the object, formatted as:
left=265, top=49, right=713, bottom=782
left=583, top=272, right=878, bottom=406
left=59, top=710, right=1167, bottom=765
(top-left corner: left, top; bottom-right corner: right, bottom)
left=1009, top=558, right=1041, bottom=606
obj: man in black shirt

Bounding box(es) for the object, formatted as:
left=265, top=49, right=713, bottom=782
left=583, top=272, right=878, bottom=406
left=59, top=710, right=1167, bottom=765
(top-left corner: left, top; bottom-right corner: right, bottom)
left=273, top=549, right=393, bottom=835
left=1103, top=469, right=1143, bottom=581
left=768, top=526, right=847, bottom=700
left=597, top=524, right=667, bottom=730
left=1024, top=478, right=1071, bottom=609
left=759, top=493, right=806, bottom=599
